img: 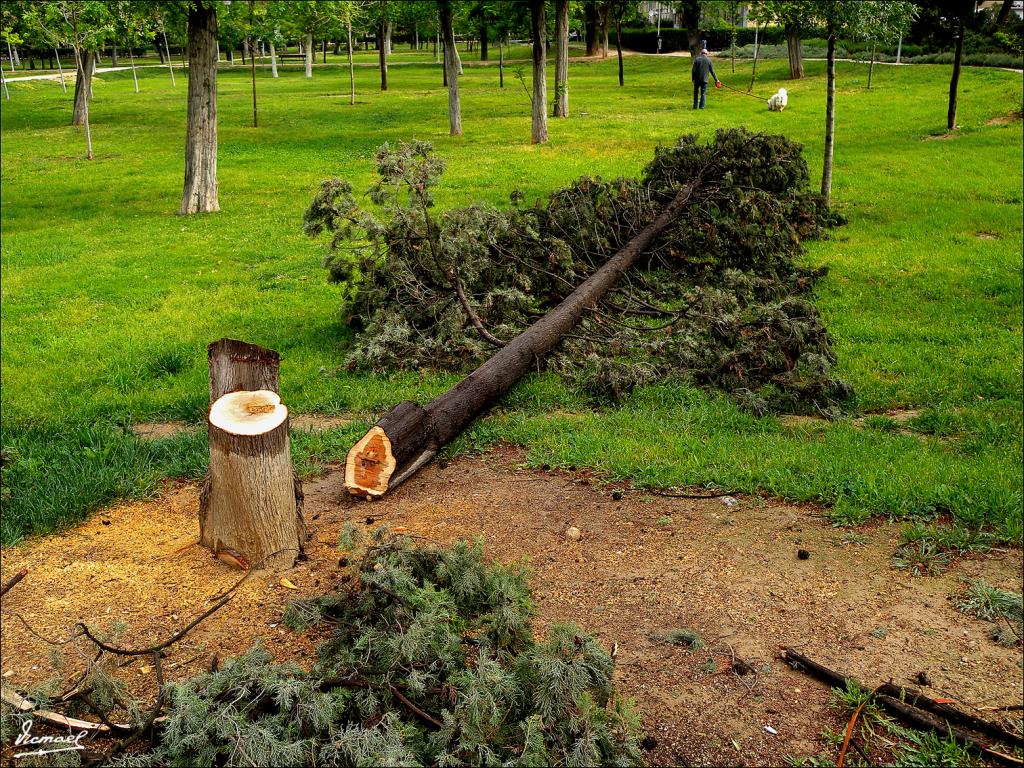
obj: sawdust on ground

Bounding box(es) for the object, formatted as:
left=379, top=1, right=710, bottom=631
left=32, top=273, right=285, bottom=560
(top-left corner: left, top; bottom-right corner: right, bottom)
left=1, top=447, right=1021, bottom=766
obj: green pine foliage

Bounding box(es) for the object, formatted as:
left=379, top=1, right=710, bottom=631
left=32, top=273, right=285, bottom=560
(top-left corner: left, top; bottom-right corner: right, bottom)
left=108, top=532, right=644, bottom=767
left=304, top=129, right=850, bottom=415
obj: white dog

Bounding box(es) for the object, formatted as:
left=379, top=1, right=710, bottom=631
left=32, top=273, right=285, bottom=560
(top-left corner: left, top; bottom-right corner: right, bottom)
left=768, top=87, right=788, bottom=112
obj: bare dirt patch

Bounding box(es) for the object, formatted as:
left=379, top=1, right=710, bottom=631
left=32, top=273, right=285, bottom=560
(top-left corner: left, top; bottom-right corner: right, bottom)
left=986, top=110, right=1023, bottom=126
left=1, top=447, right=1020, bottom=765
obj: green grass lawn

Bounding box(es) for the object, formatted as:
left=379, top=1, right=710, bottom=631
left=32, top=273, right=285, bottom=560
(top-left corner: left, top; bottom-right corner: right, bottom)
left=1, top=50, right=1021, bottom=545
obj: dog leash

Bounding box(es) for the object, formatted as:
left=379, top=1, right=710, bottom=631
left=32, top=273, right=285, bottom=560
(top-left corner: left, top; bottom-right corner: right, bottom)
left=717, top=81, right=771, bottom=101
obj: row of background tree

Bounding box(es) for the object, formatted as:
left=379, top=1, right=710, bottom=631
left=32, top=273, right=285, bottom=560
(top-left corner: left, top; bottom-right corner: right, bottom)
left=0, top=1, right=1007, bottom=216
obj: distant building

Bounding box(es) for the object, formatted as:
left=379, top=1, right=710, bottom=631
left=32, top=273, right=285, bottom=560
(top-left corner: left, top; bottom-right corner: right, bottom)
left=976, top=0, right=1024, bottom=19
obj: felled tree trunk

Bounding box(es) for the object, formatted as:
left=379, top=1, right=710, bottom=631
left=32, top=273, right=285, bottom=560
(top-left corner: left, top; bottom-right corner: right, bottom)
left=200, top=339, right=304, bottom=569
left=345, top=173, right=708, bottom=498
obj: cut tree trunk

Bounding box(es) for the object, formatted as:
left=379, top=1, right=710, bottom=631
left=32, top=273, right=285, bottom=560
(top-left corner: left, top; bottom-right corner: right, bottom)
left=200, top=339, right=304, bottom=570
left=554, top=0, right=569, bottom=117
left=344, top=172, right=709, bottom=497
left=179, top=0, right=219, bottom=215
left=72, top=49, right=95, bottom=126
left=440, top=0, right=461, bottom=135
left=530, top=0, right=548, bottom=144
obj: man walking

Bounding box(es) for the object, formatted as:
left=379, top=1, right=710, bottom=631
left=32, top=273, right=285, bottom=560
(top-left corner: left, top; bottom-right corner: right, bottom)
left=691, top=48, right=721, bottom=110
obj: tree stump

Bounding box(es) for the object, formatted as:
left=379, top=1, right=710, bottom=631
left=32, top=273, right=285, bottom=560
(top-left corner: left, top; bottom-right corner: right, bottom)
left=200, top=339, right=303, bottom=569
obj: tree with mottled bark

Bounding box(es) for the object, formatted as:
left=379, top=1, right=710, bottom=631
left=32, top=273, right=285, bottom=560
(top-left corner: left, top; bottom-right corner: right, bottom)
left=676, top=0, right=702, bottom=58
left=439, top=0, right=461, bottom=135
left=761, top=1, right=809, bottom=79
left=180, top=0, right=219, bottom=214
left=553, top=0, right=568, bottom=117
left=24, top=1, right=111, bottom=158
left=529, top=0, right=546, bottom=144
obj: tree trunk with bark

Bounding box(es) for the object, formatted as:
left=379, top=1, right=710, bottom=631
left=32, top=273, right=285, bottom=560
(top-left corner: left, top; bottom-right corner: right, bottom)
left=748, top=22, right=759, bottom=92
left=554, top=0, right=569, bottom=117
left=440, top=0, right=461, bottom=135
left=480, top=21, right=488, bottom=61
left=679, top=0, right=701, bottom=58
left=585, top=1, right=597, bottom=56
left=530, top=0, right=548, bottom=144
left=111, top=45, right=118, bottom=66
left=867, top=43, right=876, bottom=89
left=347, top=20, right=356, bottom=105
left=345, top=175, right=708, bottom=498
left=378, top=23, right=388, bottom=90
left=995, top=0, right=1013, bottom=26
left=72, top=49, right=95, bottom=126
left=821, top=31, right=835, bottom=207
left=270, top=40, right=278, bottom=77
left=785, top=25, right=803, bottom=79
left=179, top=0, right=219, bottom=215
left=200, top=339, right=304, bottom=570
left=947, top=22, right=963, bottom=131
left=72, top=47, right=93, bottom=159
left=616, top=12, right=624, bottom=86
left=600, top=1, right=610, bottom=58
left=499, top=39, right=504, bottom=87
left=304, top=31, right=313, bottom=78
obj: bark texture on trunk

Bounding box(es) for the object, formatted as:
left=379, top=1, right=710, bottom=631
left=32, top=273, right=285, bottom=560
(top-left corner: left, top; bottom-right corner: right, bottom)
left=821, top=32, right=836, bottom=207
left=72, top=49, right=95, bottom=126
left=867, top=44, right=875, bottom=89
left=680, top=0, right=701, bottom=58
left=748, top=23, right=759, bottom=92
left=585, top=1, right=597, bottom=56
left=785, top=26, right=803, bottom=79
left=344, top=174, right=708, bottom=498
left=347, top=21, right=355, bottom=105
left=208, top=338, right=280, bottom=403
left=480, top=22, right=488, bottom=61
left=200, top=339, right=304, bottom=570
left=440, top=0, right=461, bottom=135
left=554, top=0, right=569, bottom=117
left=179, top=0, right=219, bottom=215
left=304, top=32, right=313, bottom=78
left=530, top=0, right=548, bottom=144
left=270, top=40, right=278, bottom=77
left=600, top=1, right=610, bottom=58
left=72, top=47, right=93, bottom=159
left=947, top=23, right=963, bottom=131
left=616, top=13, right=624, bottom=86
left=378, top=23, right=388, bottom=90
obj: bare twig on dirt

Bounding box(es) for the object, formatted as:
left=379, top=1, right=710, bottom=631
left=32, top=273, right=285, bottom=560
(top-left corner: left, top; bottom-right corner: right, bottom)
left=77, top=595, right=232, bottom=657
left=649, top=488, right=732, bottom=499
left=0, top=567, right=28, bottom=597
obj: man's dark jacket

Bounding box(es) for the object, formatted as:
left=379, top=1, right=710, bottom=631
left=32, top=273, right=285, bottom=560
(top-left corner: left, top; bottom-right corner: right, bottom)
left=691, top=54, right=718, bottom=84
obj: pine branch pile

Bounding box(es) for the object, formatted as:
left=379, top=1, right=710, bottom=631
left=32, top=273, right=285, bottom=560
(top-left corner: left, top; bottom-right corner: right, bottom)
left=98, top=530, right=643, bottom=767
left=305, top=129, right=852, bottom=415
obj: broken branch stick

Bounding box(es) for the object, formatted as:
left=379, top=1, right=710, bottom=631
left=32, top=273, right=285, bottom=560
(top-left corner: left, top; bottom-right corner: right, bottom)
left=0, top=567, right=28, bottom=597
left=782, top=648, right=1021, bottom=768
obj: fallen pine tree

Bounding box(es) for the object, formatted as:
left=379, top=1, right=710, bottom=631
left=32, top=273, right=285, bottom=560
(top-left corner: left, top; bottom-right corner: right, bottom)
left=304, top=129, right=851, bottom=497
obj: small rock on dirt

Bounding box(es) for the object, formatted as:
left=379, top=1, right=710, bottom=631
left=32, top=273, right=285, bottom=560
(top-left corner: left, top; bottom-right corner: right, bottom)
left=721, top=496, right=739, bottom=508
left=565, top=526, right=582, bottom=541
left=797, top=549, right=811, bottom=560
